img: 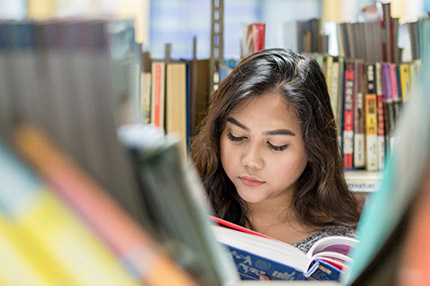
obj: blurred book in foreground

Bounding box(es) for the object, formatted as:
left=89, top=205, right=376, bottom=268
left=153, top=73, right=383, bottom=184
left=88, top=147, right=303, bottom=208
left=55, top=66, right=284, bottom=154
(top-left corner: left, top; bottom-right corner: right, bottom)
left=118, top=124, right=239, bottom=286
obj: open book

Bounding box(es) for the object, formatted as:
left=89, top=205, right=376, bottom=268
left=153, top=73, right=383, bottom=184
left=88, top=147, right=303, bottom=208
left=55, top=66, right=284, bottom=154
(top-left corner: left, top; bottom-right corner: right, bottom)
left=210, top=216, right=358, bottom=281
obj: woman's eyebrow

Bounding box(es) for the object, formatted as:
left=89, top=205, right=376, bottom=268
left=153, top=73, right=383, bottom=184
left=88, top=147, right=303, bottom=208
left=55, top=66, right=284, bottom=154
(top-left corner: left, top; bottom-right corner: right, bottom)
left=226, top=117, right=249, bottom=131
left=227, top=117, right=296, bottom=136
left=264, top=129, right=296, bottom=136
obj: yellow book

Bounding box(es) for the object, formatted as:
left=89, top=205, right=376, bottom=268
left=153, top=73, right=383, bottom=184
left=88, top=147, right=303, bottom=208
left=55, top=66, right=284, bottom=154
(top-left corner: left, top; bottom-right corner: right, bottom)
left=0, top=141, right=140, bottom=286
left=399, top=63, right=411, bottom=102
left=0, top=214, right=75, bottom=285
left=364, top=64, right=378, bottom=171
left=27, top=0, right=55, bottom=19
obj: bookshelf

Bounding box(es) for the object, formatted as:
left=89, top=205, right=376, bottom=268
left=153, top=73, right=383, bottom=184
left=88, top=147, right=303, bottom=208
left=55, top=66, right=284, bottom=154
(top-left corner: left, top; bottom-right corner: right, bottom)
left=1, top=1, right=429, bottom=285
left=345, top=170, right=383, bottom=193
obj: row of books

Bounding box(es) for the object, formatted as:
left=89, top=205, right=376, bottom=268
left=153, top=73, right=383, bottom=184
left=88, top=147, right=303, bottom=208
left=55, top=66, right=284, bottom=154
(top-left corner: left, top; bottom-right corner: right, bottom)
left=312, top=54, right=421, bottom=171
left=285, top=2, right=411, bottom=64
left=344, top=17, right=430, bottom=285
left=0, top=18, right=238, bottom=285
left=140, top=43, right=211, bottom=157
left=0, top=17, right=359, bottom=283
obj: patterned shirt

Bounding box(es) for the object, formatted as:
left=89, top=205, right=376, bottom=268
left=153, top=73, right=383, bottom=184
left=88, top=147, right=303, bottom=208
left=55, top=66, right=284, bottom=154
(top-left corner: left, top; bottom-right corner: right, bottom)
left=293, top=225, right=357, bottom=254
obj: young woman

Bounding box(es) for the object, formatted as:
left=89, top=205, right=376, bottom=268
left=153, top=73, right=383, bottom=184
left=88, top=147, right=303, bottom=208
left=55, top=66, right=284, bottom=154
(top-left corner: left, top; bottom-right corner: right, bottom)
left=191, top=48, right=361, bottom=253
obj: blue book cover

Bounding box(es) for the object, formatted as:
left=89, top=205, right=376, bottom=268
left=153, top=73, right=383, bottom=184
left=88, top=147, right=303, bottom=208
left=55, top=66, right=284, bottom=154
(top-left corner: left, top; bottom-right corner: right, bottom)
left=226, top=245, right=307, bottom=281
left=212, top=223, right=357, bottom=281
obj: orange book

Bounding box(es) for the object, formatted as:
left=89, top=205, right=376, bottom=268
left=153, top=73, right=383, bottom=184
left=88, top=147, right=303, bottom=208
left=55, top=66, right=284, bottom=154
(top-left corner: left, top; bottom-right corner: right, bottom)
left=12, top=124, right=196, bottom=286
left=397, top=165, right=430, bottom=286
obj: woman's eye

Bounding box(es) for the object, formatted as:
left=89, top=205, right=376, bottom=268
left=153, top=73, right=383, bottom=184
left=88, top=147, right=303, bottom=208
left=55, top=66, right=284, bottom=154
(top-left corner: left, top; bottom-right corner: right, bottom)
left=267, top=142, right=288, bottom=151
left=227, top=132, right=246, bottom=142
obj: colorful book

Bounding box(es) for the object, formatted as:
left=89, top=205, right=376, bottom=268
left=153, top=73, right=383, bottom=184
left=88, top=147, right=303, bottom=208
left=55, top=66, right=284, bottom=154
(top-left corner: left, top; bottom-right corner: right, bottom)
left=0, top=139, right=140, bottom=286
left=12, top=124, right=197, bottom=286
left=211, top=219, right=358, bottom=281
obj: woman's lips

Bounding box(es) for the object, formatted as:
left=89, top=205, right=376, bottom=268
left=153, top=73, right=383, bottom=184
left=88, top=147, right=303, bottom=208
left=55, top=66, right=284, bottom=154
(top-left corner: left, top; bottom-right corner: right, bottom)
left=240, top=176, right=264, bottom=187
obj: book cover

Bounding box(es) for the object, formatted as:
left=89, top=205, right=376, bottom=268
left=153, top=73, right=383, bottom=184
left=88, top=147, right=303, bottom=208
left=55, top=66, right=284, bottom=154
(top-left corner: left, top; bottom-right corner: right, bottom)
left=211, top=221, right=358, bottom=281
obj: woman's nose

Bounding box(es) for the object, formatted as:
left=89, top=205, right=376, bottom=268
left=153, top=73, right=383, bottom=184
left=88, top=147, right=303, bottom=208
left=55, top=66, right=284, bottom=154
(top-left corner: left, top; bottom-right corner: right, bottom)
left=241, top=144, right=263, bottom=170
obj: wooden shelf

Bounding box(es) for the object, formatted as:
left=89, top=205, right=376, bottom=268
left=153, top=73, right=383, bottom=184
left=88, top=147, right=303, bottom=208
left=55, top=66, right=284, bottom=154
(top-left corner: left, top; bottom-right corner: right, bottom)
left=345, top=170, right=383, bottom=193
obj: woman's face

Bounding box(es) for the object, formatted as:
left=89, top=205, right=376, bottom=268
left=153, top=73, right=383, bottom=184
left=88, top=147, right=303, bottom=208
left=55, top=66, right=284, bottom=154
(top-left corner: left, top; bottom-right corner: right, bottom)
left=220, top=92, right=308, bottom=205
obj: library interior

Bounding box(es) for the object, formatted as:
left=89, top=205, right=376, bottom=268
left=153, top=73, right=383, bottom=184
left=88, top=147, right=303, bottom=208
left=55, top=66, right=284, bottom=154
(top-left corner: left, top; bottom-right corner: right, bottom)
left=0, top=0, right=429, bottom=285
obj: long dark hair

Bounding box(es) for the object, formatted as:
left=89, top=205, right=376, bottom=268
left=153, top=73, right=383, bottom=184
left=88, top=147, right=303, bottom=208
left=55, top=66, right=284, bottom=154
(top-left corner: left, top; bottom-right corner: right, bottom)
left=191, top=48, right=360, bottom=228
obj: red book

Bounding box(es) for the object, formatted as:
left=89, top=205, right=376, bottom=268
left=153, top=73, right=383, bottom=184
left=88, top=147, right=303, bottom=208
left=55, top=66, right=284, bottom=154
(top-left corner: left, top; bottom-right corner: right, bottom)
left=209, top=216, right=274, bottom=240
left=151, top=61, right=166, bottom=128
left=343, top=62, right=355, bottom=169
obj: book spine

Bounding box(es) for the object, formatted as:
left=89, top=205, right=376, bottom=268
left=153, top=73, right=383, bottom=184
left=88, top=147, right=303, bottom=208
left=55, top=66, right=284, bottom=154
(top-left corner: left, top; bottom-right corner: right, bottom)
left=343, top=62, right=355, bottom=169
left=381, top=63, right=394, bottom=153
left=151, top=62, right=165, bottom=129
left=399, top=64, right=410, bottom=102
left=364, top=64, right=378, bottom=171
left=390, top=64, right=400, bottom=127
left=353, top=61, right=365, bottom=168
left=330, top=61, right=339, bottom=121
left=375, top=62, right=385, bottom=170
left=336, top=57, right=345, bottom=145
left=141, top=72, right=151, bottom=125
left=166, top=62, right=188, bottom=157
left=325, top=56, right=333, bottom=97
